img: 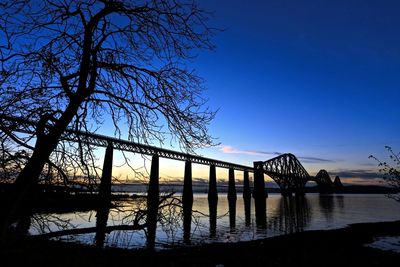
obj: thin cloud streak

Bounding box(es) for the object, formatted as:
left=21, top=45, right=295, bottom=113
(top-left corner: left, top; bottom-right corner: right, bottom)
left=329, top=169, right=381, bottom=180
left=220, top=145, right=335, bottom=163
left=298, top=156, right=335, bottom=163
left=220, top=145, right=281, bottom=156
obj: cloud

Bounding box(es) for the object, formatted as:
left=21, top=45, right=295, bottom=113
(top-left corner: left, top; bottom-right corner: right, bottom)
left=219, top=145, right=334, bottom=163
left=359, top=162, right=378, bottom=167
left=340, top=177, right=385, bottom=186
left=219, top=145, right=281, bottom=156
left=328, top=169, right=381, bottom=180
left=297, top=156, right=335, bottom=163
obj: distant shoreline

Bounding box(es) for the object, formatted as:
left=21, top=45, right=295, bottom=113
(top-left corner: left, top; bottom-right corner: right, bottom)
left=112, top=184, right=397, bottom=195
left=1, top=182, right=397, bottom=194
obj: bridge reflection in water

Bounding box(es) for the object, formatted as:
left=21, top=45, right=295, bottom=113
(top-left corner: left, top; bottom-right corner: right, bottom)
left=22, top=192, right=400, bottom=250
left=148, top=193, right=346, bottom=247
left=267, top=196, right=311, bottom=234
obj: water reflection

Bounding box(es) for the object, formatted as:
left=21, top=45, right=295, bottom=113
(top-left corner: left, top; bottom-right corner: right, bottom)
left=318, top=195, right=335, bottom=222
left=12, top=209, right=32, bottom=236
left=17, top=194, right=400, bottom=249
left=209, top=200, right=217, bottom=238
left=335, top=195, right=344, bottom=210
left=255, top=198, right=267, bottom=228
left=0, top=201, right=34, bottom=239
left=244, top=196, right=251, bottom=226
left=228, top=198, right=236, bottom=229
left=95, top=206, right=110, bottom=248
left=182, top=202, right=192, bottom=244
left=243, top=171, right=252, bottom=226
left=269, top=196, right=311, bottom=234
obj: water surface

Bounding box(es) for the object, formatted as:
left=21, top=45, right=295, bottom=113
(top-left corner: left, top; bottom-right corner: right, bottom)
left=27, top=193, right=400, bottom=249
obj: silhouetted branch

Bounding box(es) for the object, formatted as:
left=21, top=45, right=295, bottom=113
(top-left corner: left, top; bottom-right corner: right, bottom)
left=32, top=224, right=146, bottom=240
left=0, top=0, right=218, bottom=190
left=370, top=146, right=400, bottom=201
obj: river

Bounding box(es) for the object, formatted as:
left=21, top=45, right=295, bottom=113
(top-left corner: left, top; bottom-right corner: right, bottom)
left=27, top=193, right=400, bottom=249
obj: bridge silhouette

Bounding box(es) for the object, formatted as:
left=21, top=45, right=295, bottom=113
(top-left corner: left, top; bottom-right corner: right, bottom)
left=0, top=115, right=341, bottom=238
left=0, top=115, right=338, bottom=195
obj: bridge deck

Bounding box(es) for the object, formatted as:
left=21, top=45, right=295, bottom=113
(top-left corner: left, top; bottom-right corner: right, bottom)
left=0, top=115, right=253, bottom=172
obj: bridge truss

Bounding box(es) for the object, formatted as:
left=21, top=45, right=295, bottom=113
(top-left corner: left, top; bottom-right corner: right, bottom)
left=314, top=169, right=333, bottom=192
left=0, top=115, right=252, bottom=172
left=261, top=153, right=311, bottom=194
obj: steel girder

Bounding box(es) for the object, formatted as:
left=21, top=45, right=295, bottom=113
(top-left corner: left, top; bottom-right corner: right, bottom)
left=0, top=115, right=253, bottom=171
left=262, top=153, right=310, bottom=193
left=312, top=169, right=333, bottom=193
left=313, top=169, right=333, bottom=186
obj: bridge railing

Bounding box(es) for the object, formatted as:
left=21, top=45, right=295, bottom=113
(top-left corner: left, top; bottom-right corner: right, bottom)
left=0, top=114, right=253, bottom=171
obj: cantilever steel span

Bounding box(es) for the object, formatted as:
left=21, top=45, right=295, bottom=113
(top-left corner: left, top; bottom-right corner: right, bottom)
left=261, top=153, right=311, bottom=194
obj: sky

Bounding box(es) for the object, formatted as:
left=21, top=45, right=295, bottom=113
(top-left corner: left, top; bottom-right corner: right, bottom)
left=107, top=1, right=400, bottom=186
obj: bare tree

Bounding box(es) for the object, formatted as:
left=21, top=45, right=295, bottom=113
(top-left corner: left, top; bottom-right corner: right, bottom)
left=370, top=146, right=400, bottom=202
left=0, top=0, right=217, bottom=192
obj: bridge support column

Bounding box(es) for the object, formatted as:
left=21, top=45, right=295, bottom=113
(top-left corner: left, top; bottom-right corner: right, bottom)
left=182, top=160, right=193, bottom=243
left=99, top=142, right=113, bottom=204
left=147, top=155, right=159, bottom=248
left=228, top=168, right=237, bottom=228
left=295, top=184, right=306, bottom=196
left=243, top=170, right=251, bottom=226
left=208, top=165, right=218, bottom=204
left=280, top=188, right=292, bottom=196
left=208, top=165, right=218, bottom=236
left=183, top=160, right=193, bottom=207
left=228, top=168, right=237, bottom=201
left=253, top=161, right=266, bottom=227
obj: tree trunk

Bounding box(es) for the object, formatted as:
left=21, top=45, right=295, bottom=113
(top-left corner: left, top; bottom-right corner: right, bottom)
left=14, top=98, right=82, bottom=192
left=14, top=137, right=55, bottom=192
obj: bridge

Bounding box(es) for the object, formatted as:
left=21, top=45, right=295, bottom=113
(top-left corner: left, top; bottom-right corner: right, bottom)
left=254, top=154, right=338, bottom=196
left=0, top=115, right=341, bottom=230
left=0, top=114, right=341, bottom=245
left=0, top=115, right=338, bottom=195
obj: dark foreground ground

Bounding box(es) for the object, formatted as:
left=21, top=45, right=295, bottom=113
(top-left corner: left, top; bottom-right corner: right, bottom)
left=1, top=220, right=400, bottom=267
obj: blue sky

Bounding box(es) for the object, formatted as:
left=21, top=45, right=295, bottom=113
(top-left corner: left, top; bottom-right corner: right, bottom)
left=4, top=1, right=398, bottom=186
left=172, top=0, right=400, bottom=185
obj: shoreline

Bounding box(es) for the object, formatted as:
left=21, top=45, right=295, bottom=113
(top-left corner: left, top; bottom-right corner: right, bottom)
left=2, top=220, right=400, bottom=266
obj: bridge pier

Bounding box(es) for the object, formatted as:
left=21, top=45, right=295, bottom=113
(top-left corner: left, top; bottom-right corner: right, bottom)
left=228, top=168, right=237, bottom=228
left=183, top=160, right=193, bottom=208
left=99, top=142, right=113, bottom=204
left=243, top=170, right=251, bottom=226
left=227, top=168, right=237, bottom=201
left=208, top=165, right=218, bottom=205
left=208, top=165, right=218, bottom=236
left=147, top=155, right=159, bottom=248
left=280, top=188, right=293, bottom=196
left=295, top=186, right=306, bottom=196
left=182, top=160, right=193, bottom=243
left=253, top=161, right=266, bottom=227
left=96, top=142, right=113, bottom=247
